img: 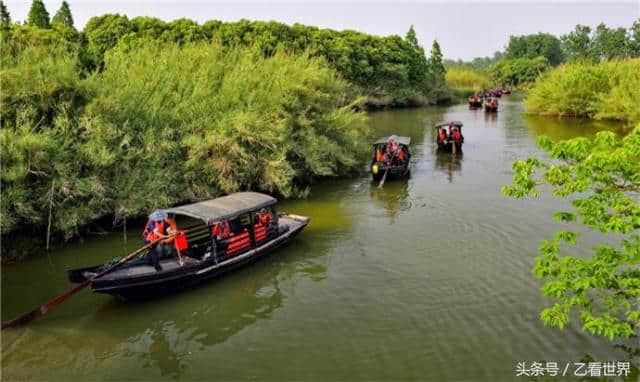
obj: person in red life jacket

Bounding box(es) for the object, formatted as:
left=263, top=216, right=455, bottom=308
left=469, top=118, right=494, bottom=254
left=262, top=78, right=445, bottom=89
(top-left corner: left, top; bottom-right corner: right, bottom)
left=375, top=148, right=383, bottom=162
left=452, top=127, right=461, bottom=142
left=396, top=147, right=407, bottom=164
left=213, top=220, right=231, bottom=240
left=147, top=218, right=169, bottom=271
left=438, top=128, right=448, bottom=144
left=258, top=209, right=272, bottom=226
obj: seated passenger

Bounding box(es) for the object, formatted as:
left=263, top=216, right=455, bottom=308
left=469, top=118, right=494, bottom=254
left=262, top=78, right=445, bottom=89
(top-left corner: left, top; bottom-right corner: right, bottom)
left=258, top=209, right=272, bottom=226
left=375, top=148, right=383, bottom=162
left=438, top=128, right=448, bottom=143
left=213, top=220, right=231, bottom=240
left=146, top=215, right=170, bottom=271
left=397, top=147, right=407, bottom=164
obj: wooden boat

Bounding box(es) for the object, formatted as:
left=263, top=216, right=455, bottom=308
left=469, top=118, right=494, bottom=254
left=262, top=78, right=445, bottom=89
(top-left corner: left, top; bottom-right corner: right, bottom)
left=468, top=94, right=483, bottom=108
left=68, top=192, right=309, bottom=299
left=370, top=135, right=411, bottom=182
left=500, top=87, right=511, bottom=95
left=435, top=121, right=464, bottom=152
left=484, top=97, right=499, bottom=112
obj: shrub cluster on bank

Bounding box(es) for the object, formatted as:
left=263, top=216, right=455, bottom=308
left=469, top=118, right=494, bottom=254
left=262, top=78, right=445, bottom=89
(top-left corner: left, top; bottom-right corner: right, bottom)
left=525, top=59, right=640, bottom=122
left=0, top=1, right=452, bottom=239
left=0, top=41, right=369, bottom=238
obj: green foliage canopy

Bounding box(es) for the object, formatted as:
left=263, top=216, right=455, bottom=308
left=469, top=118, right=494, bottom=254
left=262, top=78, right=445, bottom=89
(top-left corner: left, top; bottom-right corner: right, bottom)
left=491, top=56, right=550, bottom=87
left=0, top=1, right=10, bottom=29
left=81, top=15, right=443, bottom=106
left=502, top=127, right=640, bottom=340
left=505, top=33, right=564, bottom=66
left=27, top=0, right=50, bottom=29
left=51, top=1, right=74, bottom=29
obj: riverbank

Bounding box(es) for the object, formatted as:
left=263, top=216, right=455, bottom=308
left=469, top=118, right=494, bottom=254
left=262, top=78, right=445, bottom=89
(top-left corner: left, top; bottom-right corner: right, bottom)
left=525, top=58, right=640, bottom=123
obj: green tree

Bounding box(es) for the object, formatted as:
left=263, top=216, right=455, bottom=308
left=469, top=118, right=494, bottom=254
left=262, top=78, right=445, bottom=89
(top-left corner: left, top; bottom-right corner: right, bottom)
left=405, top=25, right=418, bottom=47
left=630, top=20, right=640, bottom=57
left=502, top=127, right=640, bottom=341
left=27, top=0, right=50, bottom=29
left=561, top=24, right=594, bottom=61
left=83, top=14, right=133, bottom=67
left=51, top=1, right=74, bottom=28
left=0, top=1, right=10, bottom=30
left=593, top=23, right=629, bottom=60
left=429, top=39, right=445, bottom=78
left=491, top=56, right=549, bottom=86
left=505, top=33, right=564, bottom=66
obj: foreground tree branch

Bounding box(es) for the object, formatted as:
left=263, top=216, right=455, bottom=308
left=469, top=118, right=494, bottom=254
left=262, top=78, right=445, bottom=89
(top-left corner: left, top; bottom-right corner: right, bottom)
left=502, top=125, right=640, bottom=341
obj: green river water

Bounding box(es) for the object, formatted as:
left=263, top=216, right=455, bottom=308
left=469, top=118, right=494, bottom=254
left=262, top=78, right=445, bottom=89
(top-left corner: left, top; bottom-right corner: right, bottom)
left=2, top=98, right=637, bottom=381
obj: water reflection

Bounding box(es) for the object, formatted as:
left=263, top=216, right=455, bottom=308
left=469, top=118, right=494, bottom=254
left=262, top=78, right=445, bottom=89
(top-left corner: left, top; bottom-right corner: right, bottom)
left=434, top=152, right=464, bottom=183
left=484, top=111, right=498, bottom=124
left=524, top=114, right=623, bottom=141
left=368, top=177, right=411, bottom=221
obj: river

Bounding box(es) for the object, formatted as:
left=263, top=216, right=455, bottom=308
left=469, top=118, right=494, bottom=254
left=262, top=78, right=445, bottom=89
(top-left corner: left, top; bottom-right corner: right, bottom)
left=2, top=97, right=636, bottom=381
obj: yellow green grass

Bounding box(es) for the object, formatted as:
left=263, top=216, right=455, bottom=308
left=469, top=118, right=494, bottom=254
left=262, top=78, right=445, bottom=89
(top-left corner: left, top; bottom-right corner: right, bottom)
left=445, top=67, right=490, bottom=92
left=525, top=59, right=640, bottom=122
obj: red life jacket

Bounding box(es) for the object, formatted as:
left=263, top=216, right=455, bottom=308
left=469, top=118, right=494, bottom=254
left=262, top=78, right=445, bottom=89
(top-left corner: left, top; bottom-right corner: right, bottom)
left=453, top=130, right=461, bottom=141
left=259, top=212, right=271, bottom=226
left=213, top=220, right=231, bottom=239
left=147, top=221, right=166, bottom=242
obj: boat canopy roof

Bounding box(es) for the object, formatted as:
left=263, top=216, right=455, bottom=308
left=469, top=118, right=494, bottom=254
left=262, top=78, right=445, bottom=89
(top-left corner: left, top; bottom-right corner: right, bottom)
left=165, top=192, right=277, bottom=224
left=373, top=135, right=411, bottom=146
left=434, top=121, right=463, bottom=129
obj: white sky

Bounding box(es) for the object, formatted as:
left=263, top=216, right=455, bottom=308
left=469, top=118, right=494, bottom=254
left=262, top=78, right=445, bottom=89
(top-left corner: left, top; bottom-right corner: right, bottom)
left=4, top=1, right=639, bottom=60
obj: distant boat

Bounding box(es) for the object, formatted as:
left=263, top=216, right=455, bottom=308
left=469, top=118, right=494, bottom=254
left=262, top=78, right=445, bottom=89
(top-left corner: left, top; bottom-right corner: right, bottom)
left=468, top=94, right=483, bottom=108
left=484, top=97, right=499, bottom=112
left=370, top=135, right=411, bottom=182
left=67, top=192, right=310, bottom=299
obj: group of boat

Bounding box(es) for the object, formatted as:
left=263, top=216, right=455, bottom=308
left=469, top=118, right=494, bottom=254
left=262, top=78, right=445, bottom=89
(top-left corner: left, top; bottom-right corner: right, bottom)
left=468, top=87, right=511, bottom=112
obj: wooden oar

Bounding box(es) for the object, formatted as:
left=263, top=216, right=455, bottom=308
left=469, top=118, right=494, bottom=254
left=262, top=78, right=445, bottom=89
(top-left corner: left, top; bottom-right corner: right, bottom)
left=1, top=234, right=176, bottom=330
left=378, top=145, right=402, bottom=189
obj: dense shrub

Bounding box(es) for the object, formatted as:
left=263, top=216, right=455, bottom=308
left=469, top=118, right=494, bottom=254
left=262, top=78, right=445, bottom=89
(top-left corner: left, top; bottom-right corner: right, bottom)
left=0, top=42, right=369, bottom=237
left=525, top=59, right=640, bottom=122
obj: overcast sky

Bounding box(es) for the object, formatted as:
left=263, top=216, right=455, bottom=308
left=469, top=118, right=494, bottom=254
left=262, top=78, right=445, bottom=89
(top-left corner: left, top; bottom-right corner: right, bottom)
left=4, top=1, right=639, bottom=60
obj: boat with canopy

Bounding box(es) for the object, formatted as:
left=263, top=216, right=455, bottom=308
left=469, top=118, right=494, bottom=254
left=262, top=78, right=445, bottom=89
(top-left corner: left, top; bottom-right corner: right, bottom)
left=67, top=192, right=309, bottom=299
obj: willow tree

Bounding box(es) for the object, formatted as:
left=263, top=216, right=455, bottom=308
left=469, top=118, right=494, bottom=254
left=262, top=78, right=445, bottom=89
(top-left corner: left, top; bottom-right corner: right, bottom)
left=502, top=127, right=640, bottom=340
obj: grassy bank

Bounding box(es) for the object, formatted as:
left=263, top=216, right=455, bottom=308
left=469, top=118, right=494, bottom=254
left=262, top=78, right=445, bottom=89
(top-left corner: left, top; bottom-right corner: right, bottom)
left=525, top=59, right=640, bottom=122
left=445, top=67, right=490, bottom=102
left=0, top=41, right=369, bottom=239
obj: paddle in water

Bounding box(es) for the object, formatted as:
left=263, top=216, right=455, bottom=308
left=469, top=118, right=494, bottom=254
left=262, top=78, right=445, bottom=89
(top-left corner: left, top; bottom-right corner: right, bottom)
left=1, top=234, right=175, bottom=330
